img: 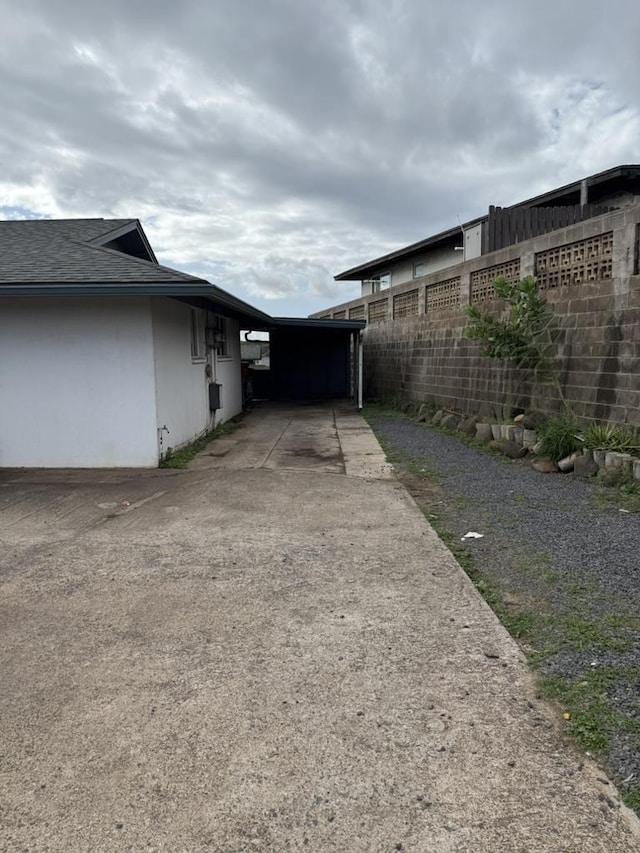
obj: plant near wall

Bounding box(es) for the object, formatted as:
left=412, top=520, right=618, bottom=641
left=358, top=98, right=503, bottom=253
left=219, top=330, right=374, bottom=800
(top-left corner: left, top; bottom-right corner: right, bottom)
left=464, top=276, right=565, bottom=401
left=537, top=412, right=582, bottom=462
left=581, top=424, right=640, bottom=454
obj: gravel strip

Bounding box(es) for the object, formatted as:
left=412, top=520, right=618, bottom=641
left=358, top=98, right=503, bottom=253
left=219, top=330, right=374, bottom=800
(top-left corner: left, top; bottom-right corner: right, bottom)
left=368, top=414, right=640, bottom=793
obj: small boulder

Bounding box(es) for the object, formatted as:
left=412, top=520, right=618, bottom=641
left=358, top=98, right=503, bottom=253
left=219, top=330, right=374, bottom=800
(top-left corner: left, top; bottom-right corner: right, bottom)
left=431, top=410, right=444, bottom=426
left=532, top=457, right=558, bottom=473
left=441, top=413, right=459, bottom=429
left=557, top=451, right=582, bottom=473
left=597, top=467, right=623, bottom=486
left=475, top=423, right=493, bottom=443
left=574, top=451, right=599, bottom=478
left=522, top=410, right=548, bottom=430
left=514, top=414, right=525, bottom=424
left=458, top=416, right=479, bottom=435
left=490, top=439, right=528, bottom=459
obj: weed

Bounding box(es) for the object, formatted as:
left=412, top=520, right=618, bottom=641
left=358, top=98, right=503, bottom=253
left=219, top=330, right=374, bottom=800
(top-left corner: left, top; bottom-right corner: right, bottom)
left=160, top=415, right=243, bottom=469
left=622, top=788, right=640, bottom=812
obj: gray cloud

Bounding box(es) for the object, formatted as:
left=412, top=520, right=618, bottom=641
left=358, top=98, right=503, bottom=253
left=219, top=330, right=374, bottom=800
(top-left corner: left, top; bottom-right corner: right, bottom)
left=1, top=0, right=639, bottom=313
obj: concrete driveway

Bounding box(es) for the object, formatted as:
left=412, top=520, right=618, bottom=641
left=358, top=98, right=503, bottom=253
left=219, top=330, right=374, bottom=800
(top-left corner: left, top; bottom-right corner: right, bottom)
left=1, top=403, right=638, bottom=852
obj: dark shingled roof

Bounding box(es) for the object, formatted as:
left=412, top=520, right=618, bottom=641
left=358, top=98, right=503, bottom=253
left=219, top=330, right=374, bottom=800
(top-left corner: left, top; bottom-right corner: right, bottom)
left=0, top=218, right=206, bottom=285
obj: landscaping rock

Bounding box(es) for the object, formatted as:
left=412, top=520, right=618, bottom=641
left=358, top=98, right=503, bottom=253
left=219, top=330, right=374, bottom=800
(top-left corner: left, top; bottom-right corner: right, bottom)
left=597, top=467, right=623, bottom=486
left=440, top=413, right=459, bottom=429
left=532, top=441, right=543, bottom=455
left=458, top=416, right=479, bottom=435
left=574, top=451, right=599, bottom=479
left=514, top=414, right=525, bottom=425
left=634, top=459, right=640, bottom=482
left=490, top=424, right=502, bottom=441
left=431, top=410, right=444, bottom=426
left=513, top=427, right=524, bottom=445
left=475, top=423, right=493, bottom=443
left=523, top=429, right=538, bottom=449
left=557, top=451, right=582, bottom=473
left=522, top=410, right=548, bottom=430
left=490, top=439, right=528, bottom=459
left=532, top=457, right=558, bottom=473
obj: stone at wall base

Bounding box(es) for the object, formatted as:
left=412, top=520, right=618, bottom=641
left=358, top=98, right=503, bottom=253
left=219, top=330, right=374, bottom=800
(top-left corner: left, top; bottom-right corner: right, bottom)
left=441, top=413, right=459, bottom=429
left=431, top=410, right=445, bottom=426
left=490, top=439, right=528, bottom=459
left=605, top=451, right=635, bottom=472
left=490, top=424, right=502, bottom=441
left=476, top=423, right=493, bottom=443
left=557, top=451, right=582, bottom=473
left=458, top=416, right=479, bottom=435
left=523, top=429, right=538, bottom=448
left=532, top=457, right=558, bottom=473
left=574, top=450, right=599, bottom=478
left=522, top=411, right=548, bottom=430
left=592, top=449, right=607, bottom=469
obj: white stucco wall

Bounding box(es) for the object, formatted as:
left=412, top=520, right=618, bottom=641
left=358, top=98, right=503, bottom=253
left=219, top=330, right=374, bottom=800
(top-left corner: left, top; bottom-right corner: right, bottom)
left=0, top=297, right=159, bottom=467
left=151, top=298, right=211, bottom=454
left=211, top=315, right=242, bottom=426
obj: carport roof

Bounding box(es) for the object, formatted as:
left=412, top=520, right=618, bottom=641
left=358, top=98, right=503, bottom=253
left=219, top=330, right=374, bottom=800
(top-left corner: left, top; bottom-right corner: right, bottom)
left=273, top=317, right=366, bottom=330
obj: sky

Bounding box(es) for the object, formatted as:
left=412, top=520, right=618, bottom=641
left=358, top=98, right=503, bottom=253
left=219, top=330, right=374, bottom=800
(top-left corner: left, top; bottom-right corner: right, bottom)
left=1, top=1, right=639, bottom=317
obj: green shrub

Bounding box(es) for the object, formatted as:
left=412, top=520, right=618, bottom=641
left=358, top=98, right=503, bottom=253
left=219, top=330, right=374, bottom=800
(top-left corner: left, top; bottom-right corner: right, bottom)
left=538, top=412, right=581, bottom=462
left=581, top=423, right=639, bottom=454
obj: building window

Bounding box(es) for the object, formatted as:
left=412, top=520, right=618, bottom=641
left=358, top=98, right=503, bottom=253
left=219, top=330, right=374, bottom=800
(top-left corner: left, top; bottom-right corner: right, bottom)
left=190, top=308, right=205, bottom=360
left=213, top=315, right=229, bottom=359
left=364, top=273, right=391, bottom=293
left=413, top=262, right=427, bottom=278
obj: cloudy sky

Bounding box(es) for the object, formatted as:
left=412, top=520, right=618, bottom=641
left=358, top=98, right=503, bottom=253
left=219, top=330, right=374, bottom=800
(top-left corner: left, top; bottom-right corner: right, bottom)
left=1, top=1, right=639, bottom=316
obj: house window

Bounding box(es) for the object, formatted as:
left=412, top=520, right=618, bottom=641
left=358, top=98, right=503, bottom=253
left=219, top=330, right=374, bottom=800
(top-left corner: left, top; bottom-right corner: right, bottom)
left=213, top=315, right=229, bottom=359
left=190, top=308, right=205, bottom=360
left=414, top=262, right=427, bottom=278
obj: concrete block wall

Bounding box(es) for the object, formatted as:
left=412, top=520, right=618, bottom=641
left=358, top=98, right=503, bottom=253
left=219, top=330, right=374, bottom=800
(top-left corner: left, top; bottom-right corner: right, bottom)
left=314, top=209, right=640, bottom=427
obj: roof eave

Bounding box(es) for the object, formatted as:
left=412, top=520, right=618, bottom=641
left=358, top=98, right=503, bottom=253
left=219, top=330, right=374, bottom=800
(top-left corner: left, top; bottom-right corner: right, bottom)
left=0, top=282, right=274, bottom=325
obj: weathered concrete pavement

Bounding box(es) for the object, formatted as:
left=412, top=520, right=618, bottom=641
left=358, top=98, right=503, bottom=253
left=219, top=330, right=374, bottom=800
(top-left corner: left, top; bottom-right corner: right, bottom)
left=1, top=403, right=638, bottom=852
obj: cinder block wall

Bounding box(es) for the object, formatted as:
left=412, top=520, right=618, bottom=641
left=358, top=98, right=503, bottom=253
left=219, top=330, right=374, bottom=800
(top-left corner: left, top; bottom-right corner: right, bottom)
left=315, top=210, right=640, bottom=427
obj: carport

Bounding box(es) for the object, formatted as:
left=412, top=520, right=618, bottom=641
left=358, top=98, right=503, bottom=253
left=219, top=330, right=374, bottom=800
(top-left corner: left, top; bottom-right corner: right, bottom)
left=244, top=318, right=365, bottom=407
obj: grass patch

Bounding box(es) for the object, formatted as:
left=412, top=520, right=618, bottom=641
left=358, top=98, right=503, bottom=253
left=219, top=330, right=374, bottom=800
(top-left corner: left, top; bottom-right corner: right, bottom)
left=593, top=472, right=640, bottom=514
left=539, top=668, right=640, bottom=756
left=160, top=415, right=243, bottom=469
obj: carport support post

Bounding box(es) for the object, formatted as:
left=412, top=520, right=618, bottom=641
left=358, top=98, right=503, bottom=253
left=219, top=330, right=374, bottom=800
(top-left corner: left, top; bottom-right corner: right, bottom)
left=357, top=330, right=363, bottom=410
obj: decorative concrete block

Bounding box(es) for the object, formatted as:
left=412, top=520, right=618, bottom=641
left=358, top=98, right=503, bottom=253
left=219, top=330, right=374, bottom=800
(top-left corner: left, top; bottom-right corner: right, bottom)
left=592, top=449, right=607, bottom=469
left=475, top=423, right=493, bottom=443
left=523, top=429, right=537, bottom=448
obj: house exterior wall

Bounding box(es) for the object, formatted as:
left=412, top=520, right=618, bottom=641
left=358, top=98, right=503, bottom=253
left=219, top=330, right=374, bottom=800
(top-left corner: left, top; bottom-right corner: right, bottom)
left=313, top=208, right=640, bottom=427
left=210, top=315, right=242, bottom=426
left=151, top=301, right=242, bottom=457
left=0, top=297, right=159, bottom=467
left=403, top=245, right=461, bottom=281
left=151, top=298, right=212, bottom=455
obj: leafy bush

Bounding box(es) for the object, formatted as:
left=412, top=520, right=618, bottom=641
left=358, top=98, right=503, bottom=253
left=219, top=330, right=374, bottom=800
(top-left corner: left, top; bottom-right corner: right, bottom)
left=464, top=276, right=557, bottom=378
left=537, top=412, right=581, bottom=462
left=581, top=423, right=639, bottom=453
